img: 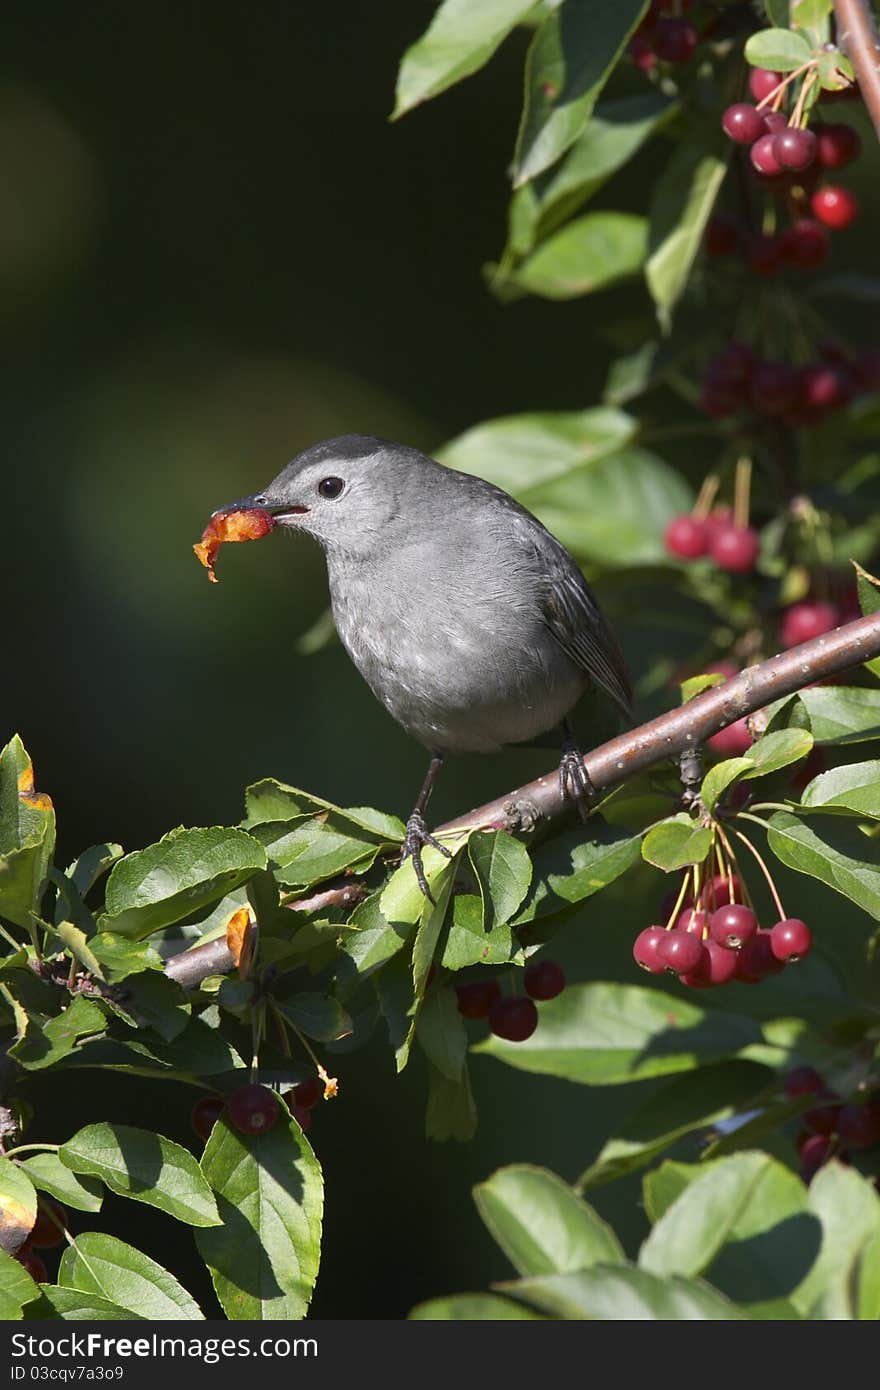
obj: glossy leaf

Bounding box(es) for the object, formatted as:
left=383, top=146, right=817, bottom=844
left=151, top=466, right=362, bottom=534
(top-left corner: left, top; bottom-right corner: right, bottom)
left=795, top=1162, right=880, bottom=1318
left=468, top=830, right=531, bottom=929
left=425, top=1060, right=477, bottom=1142
left=642, top=815, right=712, bottom=871
left=393, top=0, right=538, bottom=118
left=59, top=1123, right=220, bottom=1226
left=475, top=1165, right=624, bottom=1276
left=0, top=1247, right=39, bottom=1319
left=0, top=1158, right=37, bottom=1255
left=196, top=1107, right=323, bottom=1320
left=339, top=892, right=413, bottom=979
left=513, top=822, right=641, bottom=923
left=440, top=892, right=515, bottom=969
left=87, top=933, right=163, bottom=983
left=509, top=212, right=648, bottom=300
left=58, top=1233, right=204, bottom=1319
left=798, top=687, right=880, bottom=744
left=416, top=986, right=468, bottom=1083
left=25, top=1286, right=138, bottom=1319
left=244, top=778, right=404, bottom=841
left=411, top=1292, right=542, bottom=1319
left=767, top=810, right=880, bottom=919
left=19, top=1154, right=103, bottom=1213
left=276, top=993, right=352, bottom=1043
left=499, top=1265, right=748, bottom=1319
left=646, top=142, right=728, bottom=323
left=11, top=996, right=106, bottom=1071
left=800, top=760, right=880, bottom=818
left=0, top=736, right=56, bottom=930
left=745, top=27, right=813, bottom=70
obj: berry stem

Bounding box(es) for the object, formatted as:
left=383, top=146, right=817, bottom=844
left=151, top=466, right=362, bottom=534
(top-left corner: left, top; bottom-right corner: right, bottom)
left=754, top=60, right=819, bottom=111
left=733, top=456, right=752, bottom=530
left=790, top=69, right=818, bottom=129
left=665, top=871, right=693, bottom=929
left=715, top=823, right=756, bottom=914
left=268, top=997, right=292, bottom=1058
left=731, top=827, right=787, bottom=919
left=693, top=473, right=721, bottom=522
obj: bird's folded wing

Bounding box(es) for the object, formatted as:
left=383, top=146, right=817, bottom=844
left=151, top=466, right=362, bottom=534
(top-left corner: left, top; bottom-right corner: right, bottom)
left=540, top=558, right=633, bottom=722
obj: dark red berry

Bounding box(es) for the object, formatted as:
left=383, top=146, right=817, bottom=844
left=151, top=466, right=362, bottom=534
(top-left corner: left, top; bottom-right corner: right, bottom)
left=292, top=1076, right=324, bottom=1109
left=811, top=185, right=859, bottom=229
left=722, top=103, right=765, bottom=144
left=709, top=524, right=760, bottom=573
left=784, top=1065, right=825, bottom=1099
left=779, top=601, right=840, bottom=649
left=735, top=929, right=785, bottom=982
left=804, top=1100, right=842, bottom=1136
left=16, top=1252, right=48, bottom=1281
left=290, top=1103, right=313, bottom=1133
left=676, top=907, right=708, bottom=935
left=657, top=929, right=706, bottom=975
left=836, top=1100, right=880, bottom=1150
left=489, top=997, right=539, bottom=1043
left=29, top=1201, right=66, bottom=1250
left=653, top=16, right=697, bottom=63
left=815, top=122, right=861, bottom=169
left=780, top=218, right=830, bottom=270
left=633, top=926, right=667, bottom=974
left=456, top=977, right=502, bottom=1019
left=700, top=381, right=740, bottom=417
left=227, top=1083, right=280, bottom=1135
left=700, top=871, right=742, bottom=908
left=761, top=111, right=788, bottom=135
left=704, top=939, right=739, bottom=985
left=707, top=718, right=753, bottom=756
left=798, top=363, right=850, bottom=414
left=664, top=514, right=708, bottom=559
left=524, top=959, right=566, bottom=1001
left=855, top=348, right=880, bottom=392
left=750, top=361, right=799, bottom=414
left=746, top=233, right=783, bottom=276
left=749, top=68, right=782, bottom=103
left=190, top=1095, right=225, bottom=1142
left=628, top=34, right=657, bottom=70
left=709, top=904, right=758, bottom=951
left=772, top=127, right=816, bottom=171
left=799, top=1132, right=834, bottom=1182
left=705, top=213, right=738, bottom=257
left=750, top=133, right=783, bottom=176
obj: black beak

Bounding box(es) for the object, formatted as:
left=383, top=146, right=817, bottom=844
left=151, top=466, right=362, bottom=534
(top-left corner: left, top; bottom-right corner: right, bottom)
left=212, top=494, right=309, bottom=521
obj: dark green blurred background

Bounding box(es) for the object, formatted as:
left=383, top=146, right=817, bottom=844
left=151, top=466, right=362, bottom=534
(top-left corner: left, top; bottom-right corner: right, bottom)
left=5, top=2, right=877, bottom=1319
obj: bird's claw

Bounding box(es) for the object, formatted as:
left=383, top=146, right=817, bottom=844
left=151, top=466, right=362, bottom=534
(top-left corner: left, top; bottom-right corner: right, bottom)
left=559, top=739, right=595, bottom=823
left=402, top=810, right=452, bottom=902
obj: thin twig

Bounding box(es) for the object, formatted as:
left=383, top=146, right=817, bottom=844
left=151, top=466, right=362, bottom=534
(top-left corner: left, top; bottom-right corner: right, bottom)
left=832, top=0, right=880, bottom=141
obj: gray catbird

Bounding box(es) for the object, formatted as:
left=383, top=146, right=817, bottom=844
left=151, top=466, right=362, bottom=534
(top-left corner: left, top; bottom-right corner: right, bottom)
left=217, top=434, right=632, bottom=896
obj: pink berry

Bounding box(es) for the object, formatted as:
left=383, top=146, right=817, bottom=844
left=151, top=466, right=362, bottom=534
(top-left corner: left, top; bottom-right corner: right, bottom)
left=797, top=363, right=850, bottom=414
left=749, top=68, right=782, bottom=103
left=780, top=218, right=830, bottom=270
left=676, top=907, right=708, bottom=935
left=735, top=930, right=785, bottom=982
left=707, top=718, right=753, bottom=756
left=705, top=213, right=738, bottom=257
left=657, top=928, right=706, bottom=975
left=709, top=904, right=758, bottom=950
left=815, top=122, right=861, bottom=169
left=489, top=997, right=538, bottom=1043
left=722, top=103, right=765, bottom=144
left=779, top=601, right=840, bottom=649
left=709, top=524, right=760, bottom=573
left=772, top=127, right=816, bottom=171
left=836, top=1100, right=880, bottom=1150
left=664, top=514, right=708, bottom=559
left=770, top=918, right=812, bottom=961
left=700, top=871, right=742, bottom=908
left=628, top=34, right=657, bottom=70
left=750, top=133, right=783, bottom=176
left=811, top=185, right=859, bottom=230
left=633, top=926, right=668, bottom=974
left=653, top=16, right=697, bottom=63
left=704, top=939, right=739, bottom=985
left=524, top=959, right=566, bottom=1001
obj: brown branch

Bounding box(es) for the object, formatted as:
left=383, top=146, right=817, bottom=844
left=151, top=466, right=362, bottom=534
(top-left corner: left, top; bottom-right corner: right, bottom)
left=833, top=0, right=880, bottom=141
left=165, top=610, right=880, bottom=989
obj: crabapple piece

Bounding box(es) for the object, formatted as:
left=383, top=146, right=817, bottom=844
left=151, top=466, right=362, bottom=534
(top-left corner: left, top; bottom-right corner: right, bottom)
left=489, top=997, right=538, bottom=1042
left=770, top=917, right=813, bottom=963
left=722, top=103, right=765, bottom=144
left=707, top=719, right=753, bottom=756
left=709, top=524, right=760, bottom=573
left=749, top=68, right=782, bottom=103
left=193, top=508, right=276, bottom=582
left=633, top=926, right=668, bottom=974
left=709, top=904, right=758, bottom=950
left=811, top=185, right=859, bottom=229
left=665, top=515, right=708, bottom=559
left=657, top=929, right=706, bottom=975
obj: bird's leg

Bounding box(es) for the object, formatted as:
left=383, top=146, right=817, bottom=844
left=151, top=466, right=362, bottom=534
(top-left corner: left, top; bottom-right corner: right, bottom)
left=402, top=753, right=452, bottom=901
left=559, top=720, right=596, bottom=824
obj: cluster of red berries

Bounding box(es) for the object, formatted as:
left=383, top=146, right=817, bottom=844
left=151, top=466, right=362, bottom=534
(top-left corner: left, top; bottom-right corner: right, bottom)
left=627, top=0, right=698, bottom=70
left=15, top=1199, right=67, bottom=1283
left=634, top=873, right=812, bottom=988
left=697, top=340, right=879, bottom=427
left=191, top=1076, right=325, bottom=1141
left=455, top=959, right=566, bottom=1043
left=785, top=1066, right=880, bottom=1184
left=665, top=504, right=759, bottom=574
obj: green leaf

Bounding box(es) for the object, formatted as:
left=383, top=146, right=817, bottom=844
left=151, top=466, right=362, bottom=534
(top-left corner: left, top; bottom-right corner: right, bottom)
left=416, top=985, right=468, bottom=1083
left=473, top=982, right=760, bottom=1084
left=767, top=810, right=880, bottom=919
left=499, top=1265, right=748, bottom=1319
left=24, top=1286, right=139, bottom=1319
left=0, top=736, right=55, bottom=931
left=196, top=1107, right=323, bottom=1320
left=701, top=758, right=754, bottom=815
left=791, top=0, right=833, bottom=31
left=425, top=1060, right=477, bottom=1142
left=513, top=822, right=641, bottom=923
left=244, top=778, right=403, bottom=840
left=508, top=211, right=648, bottom=300
left=11, top=996, right=107, bottom=1071
left=799, top=687, right=880, bottom=744
left=65, top=842, right=123, bottom=899
left=475, top=1165, right=624, bottom=1277
left=795, top=1161, right=880, bottom=1318
left=105, top=970, right=190, bottom=1041
left=468, top=830, right=532, bottom=928
left=393, top=0, right=538, bottom=117
left=18, top=1155, right=103, bottom=1213
left=642, top=815, right=712, bottom=871
left=681, top=672, right=726, bottom=703
left=99, top=827, right=267, bottom=939
left=275, top=993, right=352, bottom=1043
left=46, top=919, right=103, bottom=979
left=646, top=143, right=729, bottom=324
left=251, top=815, right=380, bottom=888
left=514, top=0, right=650, bottom=185
left=743, top=728, right=814, bottom=776
left=411, top=859, right=457, bottom=1000
left=59, top=1123, right=221, bottom=1227
left=800, top=760, right=880, bottom=818
left=339, top=891, right=413, bottom=980
left=0, top=1158, right=37, bottom=1255
left=436, top=406, right=636, bottom=498
left=380, top=843, right=460, bottom=930
left=58, top=1233, right=204, bottom=1319
left=0, top=1247, right=39, bottom=1319
left=87, top=933, right=163, bottom=983
left=744, top=27, right=814, bottom=70
left=440, top=893, right=515, bottom=969
left=411, top=1292, right=543, bottom=1319
left=578, top=1061, right=771, bottom=1189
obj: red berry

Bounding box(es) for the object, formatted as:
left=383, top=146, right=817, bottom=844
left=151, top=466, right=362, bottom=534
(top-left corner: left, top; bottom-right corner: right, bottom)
left=709, top=524, right=760, bottom=573
left=489, top=997, right=538, bottom=1043
left=700, top=381, right=740, bottom=417
left=750, top=133, right=783, bottom=176
left=772, top=127, right=816, bottom=171
left=190, top=1095, right=225, bottom=1142
left=750, top=361, right=799, bottom=414
left=653, top=16, right=697, bottom=63
left=855, top=348, right=880, bottom=393
left=292, top=1076, right=324, bottom=1109
left=633, top=926, right=668, bottom=974
left=707, top=718, right=753, bottom=756
left=810, top=185, right=859, bottom=229
left=704, top=939, right=739, bottom=985
left=735, top=929, right=785, bottom=982
left=524, top=959, right=566, bottom=1001
left=761, top=111, right=788, bottom=135
left=746, top=233, right=783, bottom=276
left=29, top=1201, right=66, bottom=1250
left=290, top=1103, right=313, bottom=1133
left=16, top=1252, right=48, bottom=1281
left=780, top=219, right=830, bottom=270
left=657, top=928, right=706, bottom=975
left=711, top=341, right=756, bottom=385
left=705, top=213, right=738, bottom=257
left=799, top=1132, right=834, bottom=1182
left=815, top=122, right=861, bottom=169
left=722, top=103, right=765, bottom=144
left=784, top=1065, right=825, bottom=1098
left=749, top=68, right=782, bottom=103
left=709, top=904, right=758, bottom=950
left=779, top=601, right=840, bottom=649
left=676, top=907, right=708, bottom=935
left=836, top=1100, right=880, bottom=1150
left=797, top=363, right=850, bottom=414
left=227, top=1083, right=280, bottom=1135
left=700, top=871, right=742, bottom=908
left=804, top=1101, right=842, bottom=1136
left=456, top=977, right=502, bottom=1019
left=628, top=34, right=657, bottom=70
left=664, top=514, right=708, bottom=559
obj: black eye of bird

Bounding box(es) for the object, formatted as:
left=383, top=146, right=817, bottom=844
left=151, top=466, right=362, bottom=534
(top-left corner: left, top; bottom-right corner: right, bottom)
left=318, top=476, right=345, bottom=499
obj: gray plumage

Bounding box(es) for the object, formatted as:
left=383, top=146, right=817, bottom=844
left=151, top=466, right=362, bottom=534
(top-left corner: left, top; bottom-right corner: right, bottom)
left=227, top=434, right=632, bottom=756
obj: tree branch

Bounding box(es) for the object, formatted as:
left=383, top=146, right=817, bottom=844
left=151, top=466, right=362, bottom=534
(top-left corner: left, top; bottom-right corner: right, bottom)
left=165, top=610, right=880, bottom=989
left=833, top=0, right=880, bottom=141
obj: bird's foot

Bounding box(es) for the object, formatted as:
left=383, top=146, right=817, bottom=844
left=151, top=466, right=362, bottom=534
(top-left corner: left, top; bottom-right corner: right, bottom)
left=402, top=810, right=452, bottom=902
left=559, top=736, right=596, bottom=824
